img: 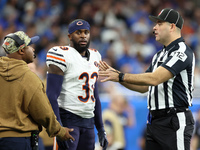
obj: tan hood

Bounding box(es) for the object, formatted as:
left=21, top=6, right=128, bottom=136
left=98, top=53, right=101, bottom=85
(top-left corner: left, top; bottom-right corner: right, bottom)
left=0, top=57, right=30, bottom=81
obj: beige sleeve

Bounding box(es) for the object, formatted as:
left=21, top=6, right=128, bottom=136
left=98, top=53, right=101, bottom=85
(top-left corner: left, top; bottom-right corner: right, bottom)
left=28, top=83, right=65, bottom=138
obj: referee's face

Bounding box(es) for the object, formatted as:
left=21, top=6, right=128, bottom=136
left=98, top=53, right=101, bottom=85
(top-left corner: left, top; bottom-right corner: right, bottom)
left=153, top=21, right=172, bottom=46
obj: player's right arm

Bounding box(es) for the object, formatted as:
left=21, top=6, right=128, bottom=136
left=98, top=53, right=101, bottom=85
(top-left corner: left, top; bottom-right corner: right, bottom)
left=46, top=63, right=64, bottom=120
left=48, top=64, right=64, bottom=75
left=46, top=46, right=66, bottom=122
left=46, top=47, right=73, bottom=148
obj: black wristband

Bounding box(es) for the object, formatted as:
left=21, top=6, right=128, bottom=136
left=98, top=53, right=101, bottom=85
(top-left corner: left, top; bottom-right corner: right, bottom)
left=119, top=72, right=125, bottom=82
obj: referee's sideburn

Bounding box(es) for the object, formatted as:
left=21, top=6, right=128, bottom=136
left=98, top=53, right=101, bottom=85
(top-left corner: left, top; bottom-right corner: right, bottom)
left=98, top=8, right=195, bottom=150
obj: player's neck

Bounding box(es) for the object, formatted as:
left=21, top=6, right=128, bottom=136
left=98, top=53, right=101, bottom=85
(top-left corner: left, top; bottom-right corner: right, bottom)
left=80, top=51, right=86, bottom=56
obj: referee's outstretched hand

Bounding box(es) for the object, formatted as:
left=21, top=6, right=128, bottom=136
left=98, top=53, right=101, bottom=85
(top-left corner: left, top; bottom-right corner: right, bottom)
left=99, top=61, right=121, bottom=83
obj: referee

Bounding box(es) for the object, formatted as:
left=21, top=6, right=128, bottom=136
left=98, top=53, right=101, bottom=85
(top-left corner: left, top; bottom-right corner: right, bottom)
left=98, top=8, right=195, bottom=150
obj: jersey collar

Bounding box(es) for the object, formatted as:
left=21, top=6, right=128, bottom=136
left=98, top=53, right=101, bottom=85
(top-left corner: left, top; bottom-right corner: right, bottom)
left=164, top=37, right=184, bottom=51
left=85, top=49, right=90, bottom=61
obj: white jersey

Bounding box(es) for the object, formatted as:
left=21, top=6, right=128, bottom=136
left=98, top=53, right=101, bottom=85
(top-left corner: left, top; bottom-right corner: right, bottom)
left=46, top=46, right=101, bottom=118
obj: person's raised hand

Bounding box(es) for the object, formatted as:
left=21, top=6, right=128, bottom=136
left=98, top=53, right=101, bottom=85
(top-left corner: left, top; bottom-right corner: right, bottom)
left=99, top=61, right=117, bottom=72
left=98, top=61, right=121, bottom=82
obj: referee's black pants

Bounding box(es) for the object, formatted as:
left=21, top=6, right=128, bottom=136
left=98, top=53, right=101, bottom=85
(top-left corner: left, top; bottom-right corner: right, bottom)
left=146, top=110, right=194, bottom=150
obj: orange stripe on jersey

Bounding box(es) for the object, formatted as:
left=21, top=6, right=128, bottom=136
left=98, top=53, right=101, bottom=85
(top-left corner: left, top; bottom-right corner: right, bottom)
left=47, top=55, right=65, bottom=62
left=53, top=137, right=59, bottom=150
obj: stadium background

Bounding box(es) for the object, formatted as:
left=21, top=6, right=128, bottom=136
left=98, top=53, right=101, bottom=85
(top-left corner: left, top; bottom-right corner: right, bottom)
left=0, top=0, right=200, bottom=150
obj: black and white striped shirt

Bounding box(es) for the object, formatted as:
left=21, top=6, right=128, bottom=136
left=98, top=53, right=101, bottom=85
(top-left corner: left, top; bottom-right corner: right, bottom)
left=146, top=37, right=195, bottom=110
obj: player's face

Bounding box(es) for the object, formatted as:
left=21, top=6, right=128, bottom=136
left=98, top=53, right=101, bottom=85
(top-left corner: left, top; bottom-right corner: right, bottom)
left=22, top=46, right=35, bottom=64
left=70, top=29, right=90, bottom=53
left=153, top=21, right=171, bottom=46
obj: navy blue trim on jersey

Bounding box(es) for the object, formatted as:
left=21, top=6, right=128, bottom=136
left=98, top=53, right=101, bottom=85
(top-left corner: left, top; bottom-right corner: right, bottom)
left=86, top=49, right=90, bottom=61
left=146, top=37, right=195, bottom=110
left=48, top=51, right=64, bottom=57
left=46, top=59, right=66, bottom=67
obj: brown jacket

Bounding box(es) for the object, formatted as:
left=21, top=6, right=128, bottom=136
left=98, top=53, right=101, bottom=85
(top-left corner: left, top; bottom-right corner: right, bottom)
left=0, top=57, right=65, bottom=139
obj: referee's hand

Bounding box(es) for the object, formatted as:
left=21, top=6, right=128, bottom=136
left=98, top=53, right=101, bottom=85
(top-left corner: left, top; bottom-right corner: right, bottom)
left=99, top=61, right=120, bottom=82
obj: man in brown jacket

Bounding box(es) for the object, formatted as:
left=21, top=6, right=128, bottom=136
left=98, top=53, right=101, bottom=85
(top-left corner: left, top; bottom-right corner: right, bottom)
left=0, top=31, right=74, bottom=150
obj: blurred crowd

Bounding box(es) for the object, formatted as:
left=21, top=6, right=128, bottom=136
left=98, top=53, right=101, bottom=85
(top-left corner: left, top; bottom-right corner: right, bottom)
left=0, top=0, right=200, bottom=94
left=1, top=1, right=200, bottom=149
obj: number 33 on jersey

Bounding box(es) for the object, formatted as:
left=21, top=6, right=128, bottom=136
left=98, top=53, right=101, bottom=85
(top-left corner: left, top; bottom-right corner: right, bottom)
left=46, top=46, right=101, bottom=118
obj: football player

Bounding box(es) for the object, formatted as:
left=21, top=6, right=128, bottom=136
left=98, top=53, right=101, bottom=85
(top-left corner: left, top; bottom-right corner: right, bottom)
left=46, top=19, right=108, bottom=150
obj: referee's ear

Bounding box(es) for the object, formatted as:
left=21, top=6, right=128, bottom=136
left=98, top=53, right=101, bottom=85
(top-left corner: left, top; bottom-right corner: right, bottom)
left=170, top=23, right=177, bottom=32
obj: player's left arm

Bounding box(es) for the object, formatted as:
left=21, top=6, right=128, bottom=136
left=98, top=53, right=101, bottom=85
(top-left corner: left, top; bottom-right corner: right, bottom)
left=94, top=82, right=108, bottom=150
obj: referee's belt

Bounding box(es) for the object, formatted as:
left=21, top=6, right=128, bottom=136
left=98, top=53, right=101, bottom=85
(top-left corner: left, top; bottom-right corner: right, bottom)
left=150, top=107, right=189, bottom=118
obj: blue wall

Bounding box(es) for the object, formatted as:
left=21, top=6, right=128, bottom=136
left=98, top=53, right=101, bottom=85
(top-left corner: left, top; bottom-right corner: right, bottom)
left=97, top=96, right=200, bottom=150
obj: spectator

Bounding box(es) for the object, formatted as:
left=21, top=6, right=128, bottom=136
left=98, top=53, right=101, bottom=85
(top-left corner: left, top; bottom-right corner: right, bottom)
left=102, top=94, right=135, bottom=150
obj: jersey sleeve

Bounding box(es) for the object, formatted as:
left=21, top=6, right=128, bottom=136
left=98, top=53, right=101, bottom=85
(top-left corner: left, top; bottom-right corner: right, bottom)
left=89, top=48, right=102, bottom=62
left=46, top=46, right=67, bottom=72
left=161, top=46, right=193, bottom=76
left=95, top=49, right=102, bottom=61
